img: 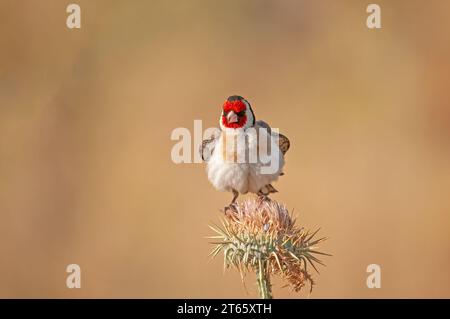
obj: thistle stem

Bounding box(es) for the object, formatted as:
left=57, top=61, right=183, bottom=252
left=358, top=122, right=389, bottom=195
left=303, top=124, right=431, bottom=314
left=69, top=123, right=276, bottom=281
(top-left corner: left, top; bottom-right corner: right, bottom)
left=257, top=259, right=273, bottom=299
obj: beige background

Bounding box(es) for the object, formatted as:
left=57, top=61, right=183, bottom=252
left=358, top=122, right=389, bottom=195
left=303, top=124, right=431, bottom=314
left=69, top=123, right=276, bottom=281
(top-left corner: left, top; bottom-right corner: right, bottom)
left=1, top=0, right=449, bottom=298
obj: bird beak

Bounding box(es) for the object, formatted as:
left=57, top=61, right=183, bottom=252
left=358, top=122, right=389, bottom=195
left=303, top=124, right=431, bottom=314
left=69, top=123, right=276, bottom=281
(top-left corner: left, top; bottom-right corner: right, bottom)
left=227, top=111, right=239, bottom=123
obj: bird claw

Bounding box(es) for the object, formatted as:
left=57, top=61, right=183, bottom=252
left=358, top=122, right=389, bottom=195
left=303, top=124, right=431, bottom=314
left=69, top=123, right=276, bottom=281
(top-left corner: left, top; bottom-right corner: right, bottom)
left=257, top=195, right=271, bottom=203
left=223, top=202, right=237, bottom=214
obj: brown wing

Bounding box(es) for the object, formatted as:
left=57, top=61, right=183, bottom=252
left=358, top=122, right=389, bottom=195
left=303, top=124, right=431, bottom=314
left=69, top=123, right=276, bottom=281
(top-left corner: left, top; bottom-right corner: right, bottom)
left=278, top=133, right=290, bottom=156
left=199, top=129, right=221, bottom=161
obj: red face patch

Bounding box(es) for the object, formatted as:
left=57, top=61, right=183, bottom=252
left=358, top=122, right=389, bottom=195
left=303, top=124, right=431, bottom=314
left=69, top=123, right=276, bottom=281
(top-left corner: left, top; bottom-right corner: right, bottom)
left=222, top=100, right=246, bottom=113
left=222, top=100, right=247, bottom=128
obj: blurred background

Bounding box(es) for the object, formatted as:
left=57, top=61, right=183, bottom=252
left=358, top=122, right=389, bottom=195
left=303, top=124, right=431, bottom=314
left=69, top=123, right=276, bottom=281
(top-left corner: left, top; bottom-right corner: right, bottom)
left=0, top=0, right=449, bottom=298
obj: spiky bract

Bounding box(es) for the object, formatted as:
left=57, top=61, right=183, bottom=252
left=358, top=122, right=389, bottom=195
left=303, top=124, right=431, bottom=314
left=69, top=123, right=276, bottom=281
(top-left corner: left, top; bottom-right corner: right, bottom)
left=209, top=199, right=329, bottom=298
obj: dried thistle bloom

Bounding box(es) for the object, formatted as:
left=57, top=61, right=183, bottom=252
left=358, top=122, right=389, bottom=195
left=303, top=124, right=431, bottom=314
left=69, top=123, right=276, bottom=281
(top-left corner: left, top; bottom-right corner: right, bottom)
left=208, top=199, right=329, bottom=299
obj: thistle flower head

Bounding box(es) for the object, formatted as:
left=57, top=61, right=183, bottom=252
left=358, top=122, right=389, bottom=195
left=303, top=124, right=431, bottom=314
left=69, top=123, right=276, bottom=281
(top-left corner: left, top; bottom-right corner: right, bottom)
left=209, top=199, right=329, bottom=297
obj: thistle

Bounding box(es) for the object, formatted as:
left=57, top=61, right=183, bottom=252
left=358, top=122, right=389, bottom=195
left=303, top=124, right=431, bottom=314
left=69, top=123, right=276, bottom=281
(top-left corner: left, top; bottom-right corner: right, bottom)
left=208, top=199, right=329, bottom=299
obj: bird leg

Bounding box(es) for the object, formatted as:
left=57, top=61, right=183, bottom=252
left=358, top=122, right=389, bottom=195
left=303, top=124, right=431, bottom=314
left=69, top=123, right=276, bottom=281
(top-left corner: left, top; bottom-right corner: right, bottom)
left=231, top=189, right=239, bottom=204
left=224, top=189, right=239, bottom=213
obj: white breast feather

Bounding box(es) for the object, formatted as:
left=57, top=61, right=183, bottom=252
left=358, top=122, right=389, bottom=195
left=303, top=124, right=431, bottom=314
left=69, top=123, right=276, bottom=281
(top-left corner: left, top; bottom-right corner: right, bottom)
left=206, top=125, right=284, bottom=194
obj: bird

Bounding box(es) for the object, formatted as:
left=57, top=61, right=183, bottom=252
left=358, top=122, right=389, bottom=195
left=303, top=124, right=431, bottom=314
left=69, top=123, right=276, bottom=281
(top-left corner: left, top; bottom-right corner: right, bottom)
left=200, top=95, right=290, bottom=209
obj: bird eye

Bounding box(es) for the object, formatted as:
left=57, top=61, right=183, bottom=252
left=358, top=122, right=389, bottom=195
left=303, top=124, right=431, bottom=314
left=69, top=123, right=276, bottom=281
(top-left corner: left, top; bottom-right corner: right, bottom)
left=237, top=111, right=245, bottom=117
left=223, top=111, right=228, bottom=116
